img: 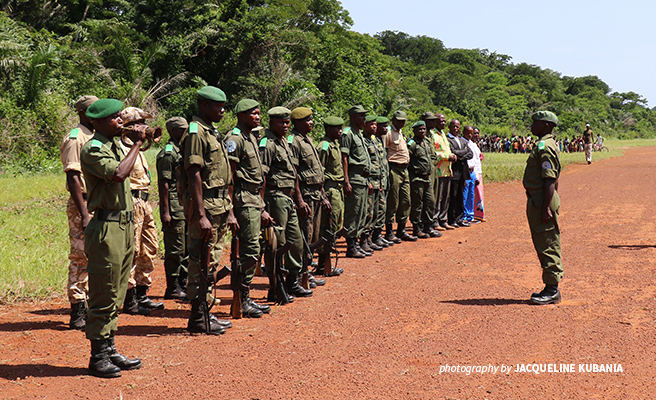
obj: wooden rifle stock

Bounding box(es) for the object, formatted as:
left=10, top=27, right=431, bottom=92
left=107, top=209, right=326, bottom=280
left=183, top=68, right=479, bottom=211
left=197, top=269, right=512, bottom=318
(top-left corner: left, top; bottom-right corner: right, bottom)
left=230, top=236, right=241, bottom=319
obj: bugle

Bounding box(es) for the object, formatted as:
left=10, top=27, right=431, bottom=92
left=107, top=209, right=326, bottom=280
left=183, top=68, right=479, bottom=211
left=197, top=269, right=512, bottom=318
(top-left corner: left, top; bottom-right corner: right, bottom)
left=121, top=125, right=162, bottom=151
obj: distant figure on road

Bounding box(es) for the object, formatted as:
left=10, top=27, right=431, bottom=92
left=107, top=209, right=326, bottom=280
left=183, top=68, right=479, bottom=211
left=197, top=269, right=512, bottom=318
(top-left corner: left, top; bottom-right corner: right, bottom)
left=583, top=123, right=593, bottom=164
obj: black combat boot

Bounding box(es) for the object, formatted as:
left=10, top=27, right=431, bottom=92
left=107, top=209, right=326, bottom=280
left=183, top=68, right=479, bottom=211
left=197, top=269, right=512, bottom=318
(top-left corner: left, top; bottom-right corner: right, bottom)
left=136, top=285, right=164, bottom=310
left=372, top=228, right=388, bottom=248
left=317, top=254, right=343, bottom=276
left=308, top=273, right=325, bottom=286
left=396, top=222, right=418, bottom=241
left=89, top=339, right=121, bottom=378
left=164, top=275, right=187, bottom=300
left=385, top=223, right=402, bottom=244
left=241, top=288, right=264, bottom=318
left=366, top=235, right=383, bottom=251
left=413, top=224, right=429, bottom=239
left=247, top=294, right=271, bottom=314
left=69, top=301, right=87, bottom=331
left=123, top=288, right=151, bottom=315
left=360, top=235, right=374, bottom=253
left=286, top=274, right=313, bottom=297
left=423, top=224, right=442, bottom=238
left=346, top=238, right=365, bottom=258
left=530, top=284, right=562, bottom=305
left=187, top=299, right=227, bottom=335
left=107, top=336, right=142, bottom=370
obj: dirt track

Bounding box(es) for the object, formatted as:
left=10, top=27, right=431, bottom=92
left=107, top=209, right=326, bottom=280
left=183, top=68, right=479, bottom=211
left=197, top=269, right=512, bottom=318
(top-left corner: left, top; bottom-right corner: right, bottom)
left=1, top=148, right=655, bottom=399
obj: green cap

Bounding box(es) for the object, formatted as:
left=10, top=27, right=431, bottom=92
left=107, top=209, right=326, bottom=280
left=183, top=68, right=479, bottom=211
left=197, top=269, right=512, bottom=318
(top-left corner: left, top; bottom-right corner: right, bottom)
left=324, top=116, right=344, bottom=126
left=86, top=99, right=123, bottom=119
left=393, top=110, right=407, bottom=121
left=532, top=110, right=559, bottom=126
left=234, top=99, right=259, bottom=114
left=197, top=86, right=226, bottom=102
left=290, top=107, right=312, bottom=120
left=348, top=105, right=368, bottom=115
left=166, top=116, right=188, bottom=132
left=376, top=116, right=389, bottom=124
left=365, top=115, right=377, bottom=122
left=420, top=111, right=437, bottom=120
left=412, top=120, right=426, bottom=128
left=268, top=106, right=291, bottom=119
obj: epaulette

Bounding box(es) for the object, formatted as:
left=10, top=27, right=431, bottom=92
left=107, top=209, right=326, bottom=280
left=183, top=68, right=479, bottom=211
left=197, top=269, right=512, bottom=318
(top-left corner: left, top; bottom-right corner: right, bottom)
left=90, top=139, right=103, bottom=149
left=165, top=144, right=173, bottom=153
left=538, top=141, right=545, bottom=151
left=287, top=134, right=294, bottom=144
left=321, top=141, right=330, bottom=151
left=69, top=128, right=81, bottom=139
left=232, top=127, right=241, bottom=136
left=189, top=122, right=199, bottom=134
left=259, top=137, right=268, bottom=147
left=408, top=139, right=415, bottom=146
left=343, top=127, right=352, bottom=135
left=386, top=126, right=391, bottom=132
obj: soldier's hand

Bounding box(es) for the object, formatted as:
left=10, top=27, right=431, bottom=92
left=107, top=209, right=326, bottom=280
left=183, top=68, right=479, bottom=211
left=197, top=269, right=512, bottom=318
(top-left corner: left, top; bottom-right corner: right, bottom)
left=449, top=154, right=457, bottom=161
left=321, top=196, right=332, bottom=213
left=198, top=215, right=213, bottom=241
left=161, top=212, right=172, bottom=228
left=127, top=124, right=147, bottom=144
left=298, top=200, right=311, bottom=219
left=81, top=213, right=91, bottom=230
left=261, top=210, right=274, bottom=226
left=367, top=182, right=373, bottom=195
left=541, top=207, right=553, bottom=224
left=344, top=182, right=352, bottom=196
left=227, top=212, right=239, bottom=233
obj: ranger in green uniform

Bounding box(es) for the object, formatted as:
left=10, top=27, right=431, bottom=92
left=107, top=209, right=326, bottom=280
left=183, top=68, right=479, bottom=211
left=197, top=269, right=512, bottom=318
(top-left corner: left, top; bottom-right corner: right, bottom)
left=408, top=121, right=439, bottom=238
left=81, top=99, right=145, bottom=378
left=341, top=105, right=372, bottom=258
left=316, top=116, right=346, bottom=275
left=260, top=106, right=313, bottom=299
left=156, top=117, right=188, bottom=300
left=362, top=115, right=383, bottom=251
left=522, top=110, right=563, bottom=305
left=373, top=117, right=394, bottom=248
left=225, top=99, right=272, bottom=318
left=421, top=111, right=442, bottom=233
left=179, top=86, right=234, bottom=334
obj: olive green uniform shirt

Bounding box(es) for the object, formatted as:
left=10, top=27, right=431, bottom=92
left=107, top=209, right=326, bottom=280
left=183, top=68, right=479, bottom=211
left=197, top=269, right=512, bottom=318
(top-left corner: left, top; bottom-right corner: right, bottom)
left=408, top=137, right=433, bottom=183
left=522, top=133, right=561, bottom=193
left=259, top=129, right=297, bottom=196
left=224, top=124, right=265, bottom=209
left=317, top=136, right=344, bottom=183
left=340, top=125, right=371, bottom=186
left=156, top=140, right=184, bottom=220
left=288, top=129, right=325, bottom=201
left=363, top=133, right=382, bottom=189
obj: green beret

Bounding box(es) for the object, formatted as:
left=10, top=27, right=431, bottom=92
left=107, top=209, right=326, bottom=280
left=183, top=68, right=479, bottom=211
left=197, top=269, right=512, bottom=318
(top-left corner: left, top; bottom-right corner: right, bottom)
left=197, top=86, right=226, bottom=102
left=75, top=95, right=99, bottom=112
left=365, top=115, right=377, bottom=122
left=532, top=110, right=559, bottom=126
left=420, top=111, right=437, bottom=120
left=86, top=99, right=123, bottom=120
left=290, top=107, right=312, bottom=120
left=393, top=110, right=407, bottom=121
left=376, top=116, right=389, bottom=124
left=412, top=120, right=426, bottom=128
left=267, top=106, right=291, bottom=119
left=166, top=116, right=188, bottom=133
left=348, top=105, right=368, bottom=115
left=234, top=99, right=259, bottom=114
left=324, top=116, right=344, bottom=126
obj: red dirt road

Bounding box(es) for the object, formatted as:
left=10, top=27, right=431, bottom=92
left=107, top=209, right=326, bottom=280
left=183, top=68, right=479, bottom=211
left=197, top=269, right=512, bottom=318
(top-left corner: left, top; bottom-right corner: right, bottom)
left=1, top=148, right=655, bottom=399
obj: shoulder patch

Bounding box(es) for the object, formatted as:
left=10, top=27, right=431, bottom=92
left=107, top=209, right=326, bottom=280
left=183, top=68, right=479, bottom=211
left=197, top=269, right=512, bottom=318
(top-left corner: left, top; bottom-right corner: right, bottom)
left=69, top=128, right=81, bottom=139
left=343, top=127, right=352, bottom=135
left=165, top=144, right=173, bottom=153
left=232, top=127, right=241, bottom=136
left=408, top=139, right=415, bottom=146
left=259, top=137, right=268, bottom=148
left=287, top=135, right=294, bottom=144
left=386, top=126, right=391, bottom=132
left=541, top=161, right=552, bottom=170
left=189, top=122, right=199, bottom=134
left=226, top=139, right=237, bottom=153
left=90, top=139, right=103, bottom=149
left=321, top=141, right=330, bottom=151
left=538, top=141, right=545, bottom=150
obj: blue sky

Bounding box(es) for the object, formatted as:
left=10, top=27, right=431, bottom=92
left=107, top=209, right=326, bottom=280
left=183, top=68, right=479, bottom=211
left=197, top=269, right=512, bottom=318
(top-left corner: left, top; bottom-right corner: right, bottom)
left=339, top=0, right=655, bottom=108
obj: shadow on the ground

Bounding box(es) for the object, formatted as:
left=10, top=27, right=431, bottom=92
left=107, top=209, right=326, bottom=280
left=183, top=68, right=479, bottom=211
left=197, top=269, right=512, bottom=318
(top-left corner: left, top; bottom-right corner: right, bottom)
left=116, top=324, right=190, bottom=337
left=0, top=320, right=67, bottom=332
left=608, top=244, right=656, bottom=250
left=0, top=364, right=87, bottom=380
left=441, top=298, right=529, bottom=306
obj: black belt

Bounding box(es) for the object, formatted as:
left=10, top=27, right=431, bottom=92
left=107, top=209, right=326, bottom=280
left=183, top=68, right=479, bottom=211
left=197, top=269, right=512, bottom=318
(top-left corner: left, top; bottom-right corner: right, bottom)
left=131, top=189, right=149, bottom=201
left=96, top=209, right=134, bottom=223
left=389, top=162, right=408, bottom=169
left=203, top=187, right=230, bottom=199
left=266, top=187, right=294, bottom=197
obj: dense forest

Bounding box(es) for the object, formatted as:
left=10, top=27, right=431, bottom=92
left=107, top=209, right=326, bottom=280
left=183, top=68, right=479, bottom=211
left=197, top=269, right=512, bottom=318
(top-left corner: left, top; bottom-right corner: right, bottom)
left=1, top=0, right=654, bottom=168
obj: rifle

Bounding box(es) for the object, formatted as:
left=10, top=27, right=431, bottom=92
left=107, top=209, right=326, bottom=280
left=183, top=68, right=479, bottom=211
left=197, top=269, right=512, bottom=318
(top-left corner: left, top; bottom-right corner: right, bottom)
left=301, top=234, right=328, bottom=290
left=229, top=234, right=258, bottom=319
left=263, top=226, right=293, bottom=304
left=198, top=238, right=231, bottom=334
left=321, top=226, right=347, bottom=276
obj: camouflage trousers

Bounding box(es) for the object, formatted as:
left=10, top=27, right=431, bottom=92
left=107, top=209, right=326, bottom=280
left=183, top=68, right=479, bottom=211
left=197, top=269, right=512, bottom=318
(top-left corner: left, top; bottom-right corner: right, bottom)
left=66, top=197, right=91, bottom=304
left=127, top=197, right=159, bottom=289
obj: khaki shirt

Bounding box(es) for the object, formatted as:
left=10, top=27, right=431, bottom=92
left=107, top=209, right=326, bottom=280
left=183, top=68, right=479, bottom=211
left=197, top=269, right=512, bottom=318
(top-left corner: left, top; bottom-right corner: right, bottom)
left=288, top=129, right=324, bottom=201
left=432, top=129, right=453, bottom=178
left=317, top=136, right=344, bottom=183
left=384, top=125, right=410, bottom=165
left=408, top=137, right=432, bottom=183
left=156, top=140, right=184, bottom=220
left=60, top=124, right=94, bottom=193
left=259, top=129, right=297, bottom=196
left=80, top=133, right=133, bottom=213
left=225, top=124, right=265, bottom=209
left=522, top=133, right=561, bottom=194
left=363, top=133, right=381, bottom=189
left=179, top=116, right=232, bottom=216
left=340, top=124, right=371, bottom=186
left=119, top=141, right=150, bottom=191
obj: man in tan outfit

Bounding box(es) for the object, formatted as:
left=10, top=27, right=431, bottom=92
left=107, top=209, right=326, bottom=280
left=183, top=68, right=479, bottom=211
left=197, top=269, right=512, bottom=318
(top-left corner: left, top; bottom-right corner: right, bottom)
left=59, top=95, right=98, bottom=330
left=118, top=107, right=164, bottom=315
